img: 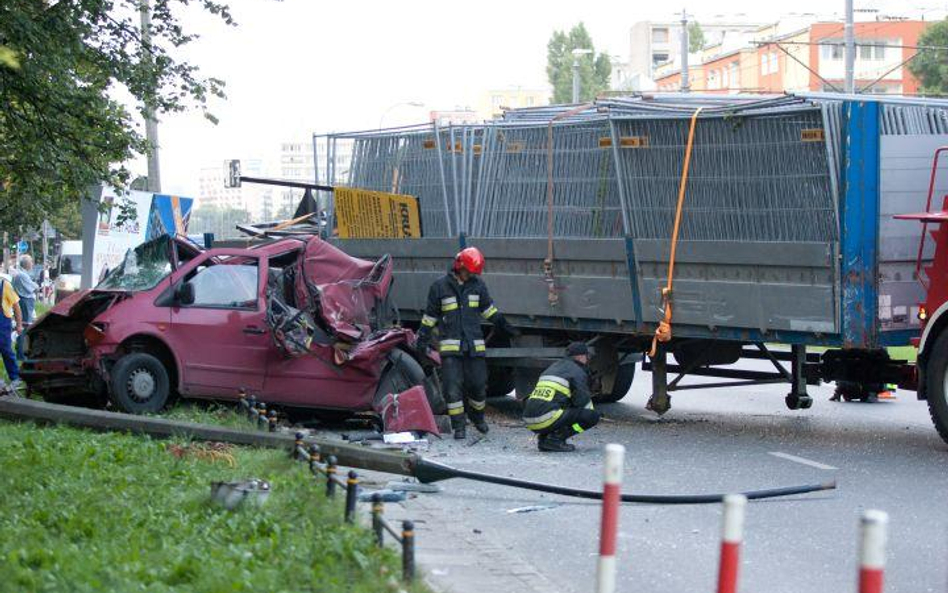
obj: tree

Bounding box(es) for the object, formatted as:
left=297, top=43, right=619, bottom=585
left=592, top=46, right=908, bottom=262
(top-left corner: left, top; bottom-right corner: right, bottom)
left=546, top=23, right=612, bottom=104
left=0, top=0, right=234, bottom=233
left=688, top=22, right=705, bottom=53
left=910, top=19, right=948, bottom=95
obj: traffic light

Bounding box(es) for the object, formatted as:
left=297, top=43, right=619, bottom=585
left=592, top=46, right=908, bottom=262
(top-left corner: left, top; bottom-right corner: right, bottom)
left=225, top=160, right=241, bottom=188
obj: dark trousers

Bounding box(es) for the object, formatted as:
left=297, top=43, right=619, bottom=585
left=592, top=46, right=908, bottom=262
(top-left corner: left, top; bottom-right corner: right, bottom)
left=16, top=296, right=33, bottom=360
left=540, top=407, right=601, bottom=438
left=441, top=355, right=487, bottom=429
left=0, top=314, right=18, bottom=381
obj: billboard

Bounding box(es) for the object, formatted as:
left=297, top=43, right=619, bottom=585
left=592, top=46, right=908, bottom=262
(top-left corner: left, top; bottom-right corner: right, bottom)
left=81, top=186, right=194, bottom=288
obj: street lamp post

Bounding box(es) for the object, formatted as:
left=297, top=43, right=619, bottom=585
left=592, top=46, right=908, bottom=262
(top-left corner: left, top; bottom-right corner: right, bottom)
left=379, top=101, right=426, bottom=130
left=571, top=48, right=593, bottom=103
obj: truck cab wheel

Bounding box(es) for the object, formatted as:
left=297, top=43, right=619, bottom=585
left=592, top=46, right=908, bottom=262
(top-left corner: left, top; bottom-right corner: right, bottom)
left=926, top=331, right=948, bottom=445
left=109, top=352, right=171, bottom=414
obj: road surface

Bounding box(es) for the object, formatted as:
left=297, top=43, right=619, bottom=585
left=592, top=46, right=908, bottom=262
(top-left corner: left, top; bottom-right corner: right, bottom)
left=331, top=361, right=948, bottom=593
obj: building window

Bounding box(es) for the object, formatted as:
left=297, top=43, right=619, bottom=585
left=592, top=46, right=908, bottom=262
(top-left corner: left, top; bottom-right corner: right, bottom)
left=526, top=97, right=535, bottom=107
left=859, top=44, right=873, bottom=60
left=729, top=61, right=739, bottom=88
left=652, top=27, right=669, bottom=43
left=821, top=44, right=844, bottom=60
left=652, top=52, right=669, bottom=65
left=770, top=52, right=778, bottom=74
left=874, top=44, right=886, bottom=60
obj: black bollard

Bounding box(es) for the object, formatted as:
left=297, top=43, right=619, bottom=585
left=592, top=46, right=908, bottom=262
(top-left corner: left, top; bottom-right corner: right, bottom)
left=268, top=410, right=279, bottom=433
left=344, top=470, right=359, bottom=523
left=293, top=432, right=305, bottom=460
left=402, top=520, right=415, bottom=582
left=326, top=455, right=338, bottom=498
left=256, top=404, right=269, bottom=430
left=371, top=493, right=384, bottom=547
left=246, top=395, right=257, bottom=420
left=308, top=443, right=321, bottom=471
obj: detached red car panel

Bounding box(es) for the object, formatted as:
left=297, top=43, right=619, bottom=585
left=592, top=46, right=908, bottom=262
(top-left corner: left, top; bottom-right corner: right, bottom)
left=23, top=235, right=438, bottom=416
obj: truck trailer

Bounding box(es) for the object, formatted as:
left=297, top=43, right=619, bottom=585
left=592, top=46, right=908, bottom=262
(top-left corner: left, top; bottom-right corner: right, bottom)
left=313, top=93, right=948, bottom=445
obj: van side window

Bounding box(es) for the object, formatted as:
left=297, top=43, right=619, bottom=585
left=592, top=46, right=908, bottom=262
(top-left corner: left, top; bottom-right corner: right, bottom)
left=187, top=264, right=258, bottom=309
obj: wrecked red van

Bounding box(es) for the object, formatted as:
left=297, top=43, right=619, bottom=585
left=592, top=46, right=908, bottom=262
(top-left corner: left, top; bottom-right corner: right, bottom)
left=22, top=235, right=440, bottom=415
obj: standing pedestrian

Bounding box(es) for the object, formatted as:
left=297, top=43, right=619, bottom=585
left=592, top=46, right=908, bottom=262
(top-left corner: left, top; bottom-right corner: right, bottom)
left=416, top=247, right=518, bottom=439
left=523, top=342, right=601, bottom=452
left=12, top=255, right=39, bottom=360
left=0, top=276, right=23, bottom=390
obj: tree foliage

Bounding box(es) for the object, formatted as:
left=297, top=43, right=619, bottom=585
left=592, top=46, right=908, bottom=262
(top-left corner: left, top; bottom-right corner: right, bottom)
left=910, top=19, right=948, bottom=95
left=546, top=22, right=612, bottom=104
left=688, top=22, right=705, bottom=53
left=0, top=0, right=234, bottom=232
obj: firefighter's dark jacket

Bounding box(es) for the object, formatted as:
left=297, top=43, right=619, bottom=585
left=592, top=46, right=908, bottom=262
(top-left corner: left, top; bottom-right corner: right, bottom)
left=416, top=272, right=513, bottom=357
left=522, top=357, right=592, bottom=431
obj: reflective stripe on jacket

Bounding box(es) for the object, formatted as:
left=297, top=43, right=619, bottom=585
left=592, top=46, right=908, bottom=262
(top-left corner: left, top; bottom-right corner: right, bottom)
left=417, top=272, right=507, bottom=357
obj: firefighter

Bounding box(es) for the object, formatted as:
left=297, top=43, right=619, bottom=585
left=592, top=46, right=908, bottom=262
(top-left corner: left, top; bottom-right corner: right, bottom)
left=523, top=342, right=601, bottom=452
left=416, top=247, right=517, bottom=439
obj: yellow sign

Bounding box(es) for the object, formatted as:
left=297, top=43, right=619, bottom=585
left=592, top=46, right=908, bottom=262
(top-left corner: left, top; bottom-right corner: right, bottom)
left=334, top=187, right=422, bottom=238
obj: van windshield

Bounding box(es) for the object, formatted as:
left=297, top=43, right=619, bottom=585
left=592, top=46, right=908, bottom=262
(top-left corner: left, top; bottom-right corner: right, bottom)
left=98, top=239, right=173, bottom=291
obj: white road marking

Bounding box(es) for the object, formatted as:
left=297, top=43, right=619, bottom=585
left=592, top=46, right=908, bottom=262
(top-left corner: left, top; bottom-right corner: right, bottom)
left=768, top=451, right=838, bottom=470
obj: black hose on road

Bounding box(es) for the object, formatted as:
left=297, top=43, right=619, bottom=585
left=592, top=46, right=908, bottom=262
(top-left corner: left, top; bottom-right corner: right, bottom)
left=411, top=458, right=837, bottom=505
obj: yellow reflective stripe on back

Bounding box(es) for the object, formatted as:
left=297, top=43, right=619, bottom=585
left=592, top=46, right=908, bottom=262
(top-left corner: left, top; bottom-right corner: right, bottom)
left=421, top=315, right=437, bottom=327
left=482, top=305, right=498, bottom=319
left=572, top=423, right=584, bottom=433
left=535, top=380, right=571, bottom=396
left=524, top=409, right=564, bottom=431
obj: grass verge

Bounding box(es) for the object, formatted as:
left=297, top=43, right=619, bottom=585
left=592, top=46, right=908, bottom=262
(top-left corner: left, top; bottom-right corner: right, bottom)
left=0, top=420, right=425, bottom=593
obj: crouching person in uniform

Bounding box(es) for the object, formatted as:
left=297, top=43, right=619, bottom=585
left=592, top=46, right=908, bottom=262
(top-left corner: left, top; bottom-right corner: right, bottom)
left=523, top=342, right=600, bottom=452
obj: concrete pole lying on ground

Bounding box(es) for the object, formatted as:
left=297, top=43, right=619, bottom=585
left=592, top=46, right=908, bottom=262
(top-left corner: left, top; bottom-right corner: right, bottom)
left=717, top=494, right=747, bottom=593
left=596, top=444, right=625, bottom=593
left=858, top=510, right=888, bottom=593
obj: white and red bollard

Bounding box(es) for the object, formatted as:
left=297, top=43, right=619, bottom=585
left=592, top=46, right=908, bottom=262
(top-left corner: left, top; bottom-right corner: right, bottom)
left=596, top=443, right=625, bottom=593
left=858, top=510, right=889, bottom=593
left=716, top=494, right=747, bottom=593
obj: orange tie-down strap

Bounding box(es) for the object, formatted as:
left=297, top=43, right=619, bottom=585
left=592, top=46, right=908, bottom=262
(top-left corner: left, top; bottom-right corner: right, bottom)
left=649, top=107, right=703, bottom=358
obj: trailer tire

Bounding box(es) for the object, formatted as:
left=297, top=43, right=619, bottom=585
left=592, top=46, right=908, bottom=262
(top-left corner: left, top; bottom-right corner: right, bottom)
left=109, top=353, right=171, bottom=414
left=926, top=331, right=948, bottom=445
left=594, top=363, right=636, bottom=404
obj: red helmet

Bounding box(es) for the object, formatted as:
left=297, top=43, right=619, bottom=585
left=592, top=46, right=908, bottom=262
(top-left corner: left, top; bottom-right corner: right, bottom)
left=453, top=247, right=485, bottom=275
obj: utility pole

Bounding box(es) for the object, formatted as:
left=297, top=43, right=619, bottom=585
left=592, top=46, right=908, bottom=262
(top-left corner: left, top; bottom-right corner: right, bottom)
left=844, top=0, right=856, bottom=93
left=680, top=8, right=691, bottom=93
left=140, top=0, right=162, bottom=192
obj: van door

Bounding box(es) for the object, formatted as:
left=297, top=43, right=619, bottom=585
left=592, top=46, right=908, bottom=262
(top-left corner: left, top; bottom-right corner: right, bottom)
left=166, top=254, right=270, bottom=397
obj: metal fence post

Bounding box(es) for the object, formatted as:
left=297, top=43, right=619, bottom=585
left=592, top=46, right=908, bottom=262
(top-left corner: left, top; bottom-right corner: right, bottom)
left=308, top=444, right=320, bottom=470
left=257, top=404, right=269, bottom=430
left=268, top=410, right=278, bottom=432
left=246, top=395, right=257, bottom=420
left=345, top=470, right=359, bottom=523
left=326, top=455, right=338, bottom=498
left=371, top=493, right=384, bottom=547
left=293, top=432, right=305, bottom=460
left=402, top=520, right=415, bottom=583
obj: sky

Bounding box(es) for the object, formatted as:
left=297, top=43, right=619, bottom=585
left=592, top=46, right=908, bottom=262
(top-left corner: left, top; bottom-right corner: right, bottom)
left=143, top=0, right=947, bottom=195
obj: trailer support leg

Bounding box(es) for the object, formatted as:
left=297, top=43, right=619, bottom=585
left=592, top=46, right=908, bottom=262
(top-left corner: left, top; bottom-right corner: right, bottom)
left=785, top=344, right=813, bottom=410
left=646, top=346, right=671, bottom=415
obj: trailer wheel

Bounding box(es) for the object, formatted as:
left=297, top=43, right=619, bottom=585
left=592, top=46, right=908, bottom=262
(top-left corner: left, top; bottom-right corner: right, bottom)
left=926, top=331, right=948, bottom=445
left=109, top=352, right=171, bottom=414
left=594, top=363, right=637, bottom=404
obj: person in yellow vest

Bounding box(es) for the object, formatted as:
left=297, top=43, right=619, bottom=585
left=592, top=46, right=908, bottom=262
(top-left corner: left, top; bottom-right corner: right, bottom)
left=0, top=277, right=23, bottom=390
